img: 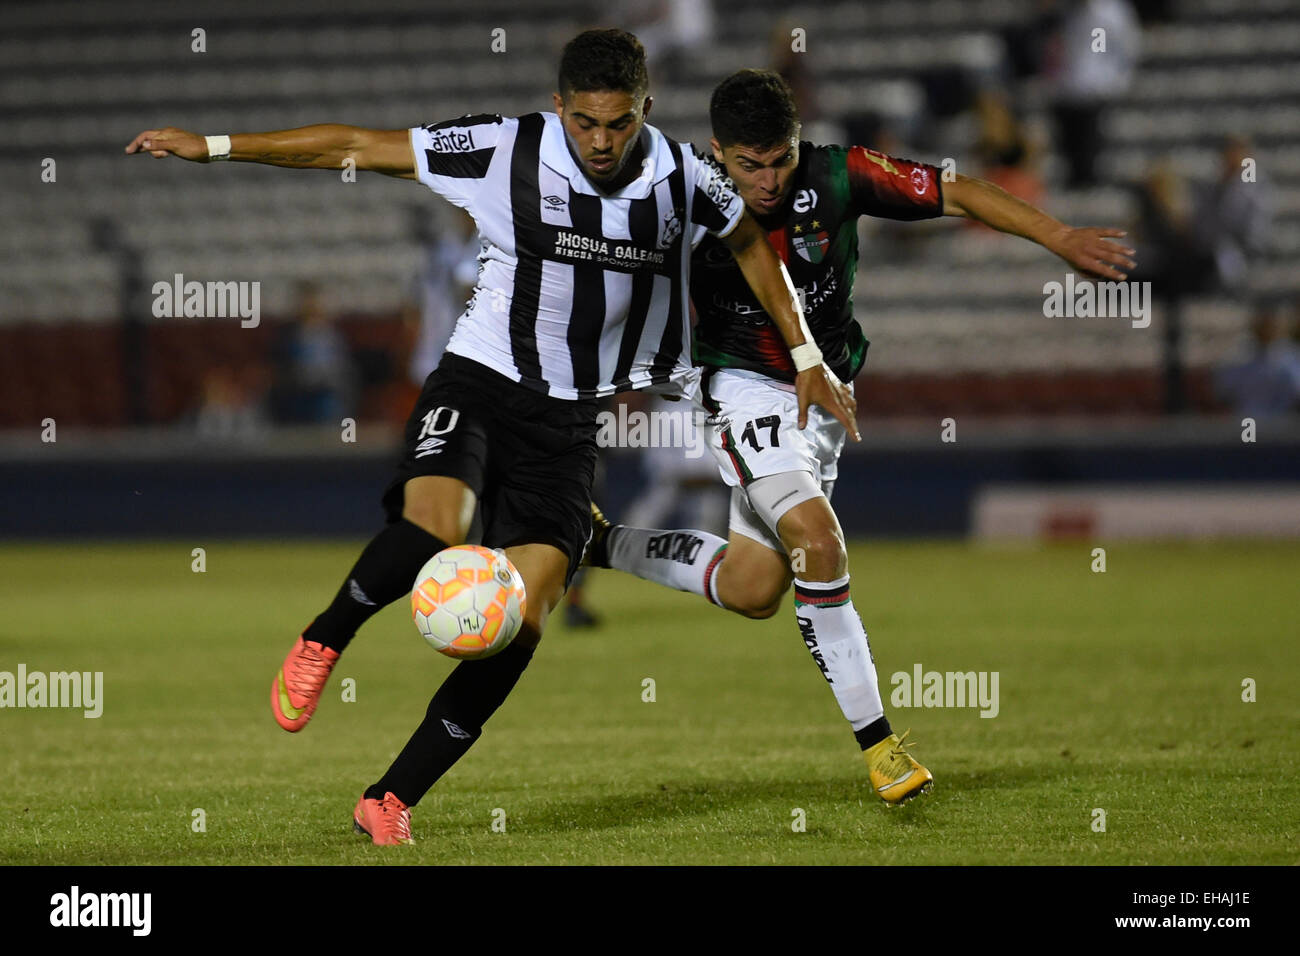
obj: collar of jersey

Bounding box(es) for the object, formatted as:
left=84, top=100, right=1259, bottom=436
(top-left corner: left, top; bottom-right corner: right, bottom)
left=539, top=112, right=674, bottom=200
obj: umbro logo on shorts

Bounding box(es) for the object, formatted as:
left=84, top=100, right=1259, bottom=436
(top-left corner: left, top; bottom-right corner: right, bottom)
left=414, top=437, right=446, bottom=458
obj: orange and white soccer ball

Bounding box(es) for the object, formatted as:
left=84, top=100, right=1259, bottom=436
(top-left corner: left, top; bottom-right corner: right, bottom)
left=411, top=545, right=526, bottom=659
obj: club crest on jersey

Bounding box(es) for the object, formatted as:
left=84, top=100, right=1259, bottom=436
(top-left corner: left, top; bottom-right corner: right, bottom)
left=658, top=208, right=683, bottom=249
left=910, top=166, right=930, bottom=196
left=793, top=229, right=830, bottom=264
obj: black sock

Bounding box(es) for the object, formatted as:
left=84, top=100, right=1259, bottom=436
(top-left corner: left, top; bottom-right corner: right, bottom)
left=366, top=642, right=535, bottom=806
left=855, top=715, right=893, bottom=751
left=304, top=519, right=447, bottom=653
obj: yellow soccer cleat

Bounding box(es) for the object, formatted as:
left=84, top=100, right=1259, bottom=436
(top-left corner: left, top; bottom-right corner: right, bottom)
left=583, top=501, right=616, bottom=569
left=864, top=730, right=933, bottom=805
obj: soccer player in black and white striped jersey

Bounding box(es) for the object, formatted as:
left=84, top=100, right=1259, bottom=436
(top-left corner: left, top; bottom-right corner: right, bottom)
left=126, top=29, right=857, bottom=845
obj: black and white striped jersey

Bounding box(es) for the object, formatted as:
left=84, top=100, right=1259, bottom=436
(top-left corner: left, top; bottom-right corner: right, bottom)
left=408, top=112, right=744, bottom=400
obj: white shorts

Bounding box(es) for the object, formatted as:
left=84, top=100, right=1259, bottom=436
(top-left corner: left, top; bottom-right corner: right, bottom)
left=696, top=367, right=848, bottom=552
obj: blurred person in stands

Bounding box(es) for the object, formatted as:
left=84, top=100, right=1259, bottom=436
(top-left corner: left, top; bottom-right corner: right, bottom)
left=1214, top=302, right=1300, bottom=420
left=972, top=89, right=1045, bottom=210
left=407, top=207, right=480, bottom=387
left=195, top=365, right=269, bottom=440
left=1003, top=0, right=1065, bottom=83
left=1191, top=135, right=1274, bottom=292
left=272, top=281, right=358, bottom=424
left=769, top=19, right=844, bottom=147
left=614, top=0, right=713, bottom=70
left=1131, top=158, right=1207, bottom=296
left=1048, top=0, right=1141, bottom=188
left=1133, top=139, right=1274, bottom=298
left=621, top=392, right=729, bottom=537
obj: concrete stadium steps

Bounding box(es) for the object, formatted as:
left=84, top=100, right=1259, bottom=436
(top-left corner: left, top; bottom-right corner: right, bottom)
left=1, top=0, right=1296, bottom=400
left=1124, top=65, right=1300, bottom=104
left=861, top=298, right=1251, bottom=375
left=1142, top=19, right=1300, bottom=63
left=0, top=0, right=591, bottom=34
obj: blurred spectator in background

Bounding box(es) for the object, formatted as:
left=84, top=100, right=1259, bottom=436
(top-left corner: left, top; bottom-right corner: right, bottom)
left=1131, top=158, right=1211, bottom=413
left=194, top=364, right=269, bottom=440
left=622, top=394, right=728, bottom=537
left=1003, top=0, right=1065, bottom=83
left=408, top=206, right=481, bottom=384
left=1191, top=135, right=1274, bottom=292
left=270, top=281, right=358, bottom=424
left=769, top=18, right=816, bottom=123
left=972, top=89, right=1045, bottom=210
left=1048, top=0, right=1142, bottom=188
left=1214, top=303, right=1300, bottom=419
left=1131, top=158, right=1208, bottom=296
left=1133, top=138, right=1274, bottom=299
left=769, top=19, right=844, bottom=146
left=614, top=0, right=713, bottom=70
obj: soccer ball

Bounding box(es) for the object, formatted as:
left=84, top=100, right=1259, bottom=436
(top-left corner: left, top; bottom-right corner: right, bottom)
left=411, top=545, right=526, bottom=659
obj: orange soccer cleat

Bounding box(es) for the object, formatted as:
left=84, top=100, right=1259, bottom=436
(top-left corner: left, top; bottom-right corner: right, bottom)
left=353, top=791, right=415, bottom=846
left=271, top=634, right=340, bottom=732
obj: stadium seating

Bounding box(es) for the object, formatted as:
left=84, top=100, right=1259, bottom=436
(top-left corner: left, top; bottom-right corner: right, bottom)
left=2, top=0, right=1297, bottom=424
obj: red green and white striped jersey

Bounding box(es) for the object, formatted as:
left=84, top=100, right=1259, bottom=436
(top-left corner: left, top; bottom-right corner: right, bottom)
left=691, top=143, right=943, bottom=383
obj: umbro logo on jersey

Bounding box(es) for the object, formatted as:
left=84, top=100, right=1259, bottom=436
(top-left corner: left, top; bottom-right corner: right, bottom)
left=542, top=194, right=567, bottom=209
left=414, top=436, right=446, bottom=458
left=442, top=719, right=473, bottom=740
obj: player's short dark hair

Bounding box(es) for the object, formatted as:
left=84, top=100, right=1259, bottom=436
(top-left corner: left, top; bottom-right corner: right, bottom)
left=710, top=69, right=800, bottom=149
left=558, top=29, right=649, bottom=100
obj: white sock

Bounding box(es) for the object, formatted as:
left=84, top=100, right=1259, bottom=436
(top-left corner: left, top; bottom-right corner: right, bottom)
left=607, top=526, right=729, bottom=604
left=793, top=575, right=885, bottom=730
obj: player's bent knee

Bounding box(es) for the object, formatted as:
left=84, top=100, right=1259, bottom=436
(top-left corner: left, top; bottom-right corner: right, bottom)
left=796, top=533, right=848, bottom=581
left=503, top=542, right=571, bottom=649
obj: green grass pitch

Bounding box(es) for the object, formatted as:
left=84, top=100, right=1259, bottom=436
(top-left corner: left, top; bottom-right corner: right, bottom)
left=1, top=539, right=1296, bottom=865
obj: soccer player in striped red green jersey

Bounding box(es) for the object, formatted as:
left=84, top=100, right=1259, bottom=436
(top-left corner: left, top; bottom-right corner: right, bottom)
left=691, top=120, right=937, bottom=384
left=593, top=69, right=1136, bottom=803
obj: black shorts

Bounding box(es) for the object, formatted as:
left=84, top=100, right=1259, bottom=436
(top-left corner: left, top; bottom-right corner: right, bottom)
left=382, top=353, right=599, bottom=586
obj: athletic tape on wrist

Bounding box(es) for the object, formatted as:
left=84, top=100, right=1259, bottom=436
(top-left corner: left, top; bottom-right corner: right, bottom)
left=790, top=342, right=824, bottom=372
left=205, top=134, right=231, bottom=162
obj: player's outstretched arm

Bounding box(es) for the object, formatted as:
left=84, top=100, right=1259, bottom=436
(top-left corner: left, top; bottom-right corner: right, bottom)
left=124, top=125, right=416, bottom=179
left=722, top=212, right=861, bottom=441
left=942, top=174, right=1136, bottom=280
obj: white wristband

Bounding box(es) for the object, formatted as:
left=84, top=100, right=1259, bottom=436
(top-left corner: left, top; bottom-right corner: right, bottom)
left=790, top=342, right=824, bottom=372
left=204, top=134, right=231, bottom=162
